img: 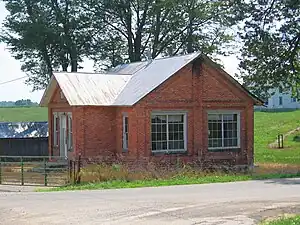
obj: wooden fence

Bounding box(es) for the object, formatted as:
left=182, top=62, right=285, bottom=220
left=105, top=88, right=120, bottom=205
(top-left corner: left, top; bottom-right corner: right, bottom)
left=0, top=137, right=48, bottom=156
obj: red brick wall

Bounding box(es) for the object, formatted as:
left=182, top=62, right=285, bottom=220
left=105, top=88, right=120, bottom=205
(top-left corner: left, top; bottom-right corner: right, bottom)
left=79, top=107, right=117, bottom=157
left=128, top=62, right=255, bottom=166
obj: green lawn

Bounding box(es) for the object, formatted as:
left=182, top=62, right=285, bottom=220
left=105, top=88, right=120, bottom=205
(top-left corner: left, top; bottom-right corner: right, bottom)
left=261, top=215, right=300, bottom=225
left=254, top=111, right=300, bottom=164
left=38, top=173, right=300, bottom=192
left=0, top=107, right=48, bottom=122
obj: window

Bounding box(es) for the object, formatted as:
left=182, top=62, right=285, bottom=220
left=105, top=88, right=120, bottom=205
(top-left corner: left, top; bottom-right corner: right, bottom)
left=291, top=97, right=297, bottom=103
left=53, top=113, right=59, bottom=147
left=122, top=115, right=128, bottom=151
left=67, top=113, right=73, bottom=151
left=208, top=111, right=240, bottom=150
left=151, top=112, right=186, bottom=153
left=265, top=100, right=268, bottom=106
left=279, top=96, right=283, bottom=105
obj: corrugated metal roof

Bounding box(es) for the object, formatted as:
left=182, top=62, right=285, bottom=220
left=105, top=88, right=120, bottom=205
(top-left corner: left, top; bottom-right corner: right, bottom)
left=0, top=122, right=48, bottom=139
left=55, top=73, right=131, bottom=106
left=109, top=61, right=149, bottom=74
left=40, top=53, right=201, bottom=106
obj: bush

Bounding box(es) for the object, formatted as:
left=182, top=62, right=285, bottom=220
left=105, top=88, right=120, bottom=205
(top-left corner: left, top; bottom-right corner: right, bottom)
left=79, top=162, right=237, bottom=183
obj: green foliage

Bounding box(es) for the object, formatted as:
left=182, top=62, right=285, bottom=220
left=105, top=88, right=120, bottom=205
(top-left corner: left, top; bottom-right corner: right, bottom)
left=1, top=0, right=93, bottom=90
left=1, top=0, right=239, bottom=90
left=261, top=215, right=300, bottom=225
left=237, top=0, right=300, bottom=99
left=0, top=107, right=47, bottom=122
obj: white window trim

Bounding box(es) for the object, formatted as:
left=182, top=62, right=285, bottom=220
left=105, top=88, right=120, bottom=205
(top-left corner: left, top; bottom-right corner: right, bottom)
left=67, top=112, right=73, bottom=151
left=151, top=111, right=187, bottom=153
left=53, top=112, right=59, bottom=147
left=207, top=110, right=241, bottom=150
left=122, top=114, right=128, bottom=151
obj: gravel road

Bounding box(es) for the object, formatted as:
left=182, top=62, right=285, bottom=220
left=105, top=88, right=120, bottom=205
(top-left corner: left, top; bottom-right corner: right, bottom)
left=1, top=178, right=300, bottom=225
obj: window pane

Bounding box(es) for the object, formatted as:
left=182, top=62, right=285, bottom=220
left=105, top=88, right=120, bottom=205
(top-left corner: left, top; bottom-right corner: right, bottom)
left=151, top=124, right=156, bottom=133
left=157, top=133, right=162, bottom=141
left=179, top=141, right=184, bottom=149
left=168, top=115, right=183, bottom=123
left=208, top=113, right=239, bottom=149
left=151, top=113, right=185, bottom=151
left=152, top=115, right=167, bottom=123
left=208, top=114, right=221, bottom=121
left=152, top=142, right=157, bottom=150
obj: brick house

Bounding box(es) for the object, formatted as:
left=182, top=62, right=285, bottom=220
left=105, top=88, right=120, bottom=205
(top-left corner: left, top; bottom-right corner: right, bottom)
left=40, top=53, right=262, bottom=167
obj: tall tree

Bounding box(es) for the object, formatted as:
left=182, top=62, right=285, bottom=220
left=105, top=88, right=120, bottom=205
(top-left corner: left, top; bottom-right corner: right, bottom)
left=1, top=0, right=93, bottom=90
left=80, top=0, right=238, bottom=67
left=238, top=0, right=300, bottom=99
left=1, top=0, right=240, bottom=90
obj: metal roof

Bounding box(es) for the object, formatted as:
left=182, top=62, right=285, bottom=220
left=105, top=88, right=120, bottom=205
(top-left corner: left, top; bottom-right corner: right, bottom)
left=109, top=61, right=149, bottom=74
left=40, top=52, right=200, bottom=106
left=55, top=73, right=131, bottom=106
left=0, top=122, right=48, bottom=139
left=113, top=53, right=200, bottom=105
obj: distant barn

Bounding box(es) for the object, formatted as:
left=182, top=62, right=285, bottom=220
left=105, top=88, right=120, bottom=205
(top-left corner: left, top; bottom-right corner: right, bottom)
left=0, top=122, right=48, bottom=156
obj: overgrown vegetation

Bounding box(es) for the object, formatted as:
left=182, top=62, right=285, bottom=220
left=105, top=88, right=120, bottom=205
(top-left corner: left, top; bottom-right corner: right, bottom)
left=38, top=162, right=300, bottom=191
left=0, top=107, right=47, bottom=122
left=261, top=215, right=300, bottom=225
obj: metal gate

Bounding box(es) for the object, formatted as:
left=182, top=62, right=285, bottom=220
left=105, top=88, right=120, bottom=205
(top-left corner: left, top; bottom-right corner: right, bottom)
left=0, top=156, right=70, bottom=186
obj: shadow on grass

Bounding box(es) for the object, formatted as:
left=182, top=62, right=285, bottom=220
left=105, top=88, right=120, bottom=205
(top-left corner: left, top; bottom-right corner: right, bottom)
left=263, top=178, right=300, bottom=185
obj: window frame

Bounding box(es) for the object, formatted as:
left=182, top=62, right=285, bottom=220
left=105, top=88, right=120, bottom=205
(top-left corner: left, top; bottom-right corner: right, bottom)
left=279, top=96, right=283, bottom=105
left=207, top=110, right=241, bottom=151
left=151, top=111, right=187, bottom=154
left=67, top=112, right=73, bottom=151
left=122, top=113, right=129, bottom=151
left=53, top=112, right=59, bottom=147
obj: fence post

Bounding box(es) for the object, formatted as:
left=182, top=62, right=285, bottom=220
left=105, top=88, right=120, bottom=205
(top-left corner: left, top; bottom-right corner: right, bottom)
left=76, top=155, right=81, bottom=184
left=44, top=157, right=48, bottom=186
left=21, top=157, right=24, bottom=185
left=278, top=134, right=284, bottom=149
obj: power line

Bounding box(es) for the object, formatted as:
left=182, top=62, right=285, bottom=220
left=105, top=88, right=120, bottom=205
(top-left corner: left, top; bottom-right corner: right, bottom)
left=0, top=76, right=28, bottom=86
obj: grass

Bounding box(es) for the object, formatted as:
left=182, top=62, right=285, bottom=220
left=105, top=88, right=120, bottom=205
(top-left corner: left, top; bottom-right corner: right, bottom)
left=0, top=107, right=48, bottom=122
left=38, top=173, right=300, bottom=192
left=254, top=111, right=300, bottom=164
left=261, top=215, right=300, bottom=225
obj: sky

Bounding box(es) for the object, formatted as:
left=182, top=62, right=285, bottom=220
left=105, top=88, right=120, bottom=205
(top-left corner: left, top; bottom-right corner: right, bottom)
left=0, top=2, right=240, bottom=103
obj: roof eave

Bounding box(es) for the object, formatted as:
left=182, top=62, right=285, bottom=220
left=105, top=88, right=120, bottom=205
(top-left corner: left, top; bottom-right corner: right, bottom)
left=39, top=75, right=57, bottom=107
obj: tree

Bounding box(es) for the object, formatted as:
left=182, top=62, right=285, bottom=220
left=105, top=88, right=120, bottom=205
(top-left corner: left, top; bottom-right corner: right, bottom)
left=1, top=0, right=240, bottom=90
left=80, top=0, right=239, bottom=67
left=1, top=0, right=93, bottom=90
left=238, top=0, right=300, bottom=99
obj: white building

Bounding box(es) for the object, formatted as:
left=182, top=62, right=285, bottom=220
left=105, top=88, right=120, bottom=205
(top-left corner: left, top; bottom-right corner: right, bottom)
left=265, top=88, right=300, bottom=109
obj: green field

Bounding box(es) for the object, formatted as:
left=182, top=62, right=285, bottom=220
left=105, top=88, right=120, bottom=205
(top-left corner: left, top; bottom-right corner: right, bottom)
left=254, top=111, right=300, bottom=164
left=0, top=107, right=48, bottom=122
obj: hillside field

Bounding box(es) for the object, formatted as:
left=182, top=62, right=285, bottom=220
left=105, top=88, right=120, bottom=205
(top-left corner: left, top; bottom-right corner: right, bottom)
left=0, top=107, right=48, bottom=122
left=0, top=107, right=299, bottom=164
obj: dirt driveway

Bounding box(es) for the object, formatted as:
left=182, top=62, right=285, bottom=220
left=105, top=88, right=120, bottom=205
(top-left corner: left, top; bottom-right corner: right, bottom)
left=1, top=178, right=300, bottom=225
